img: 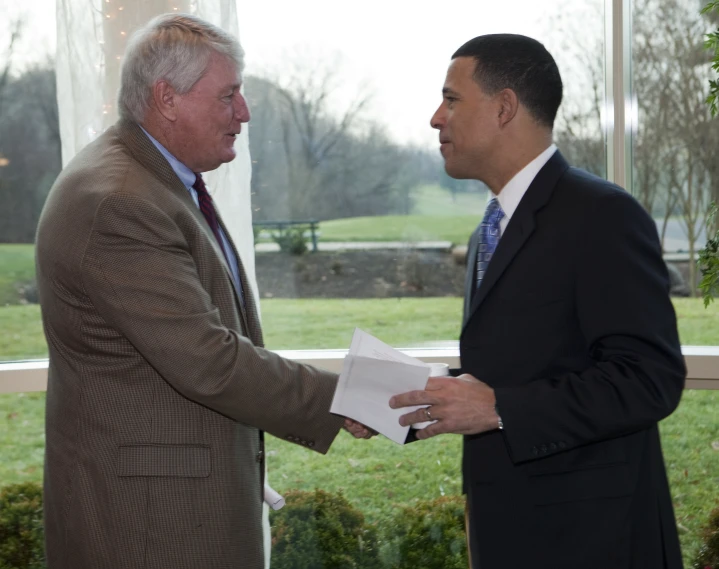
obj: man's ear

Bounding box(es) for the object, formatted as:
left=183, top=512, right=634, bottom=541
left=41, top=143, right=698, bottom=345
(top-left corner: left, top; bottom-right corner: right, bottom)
left=152, top=80, right=179, bottom=122
left=497, top=89, right=519, bottom=127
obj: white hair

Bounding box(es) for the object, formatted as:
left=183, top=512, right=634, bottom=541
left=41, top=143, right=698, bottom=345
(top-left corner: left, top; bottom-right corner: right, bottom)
left=118, top=13, right=245, bottom=123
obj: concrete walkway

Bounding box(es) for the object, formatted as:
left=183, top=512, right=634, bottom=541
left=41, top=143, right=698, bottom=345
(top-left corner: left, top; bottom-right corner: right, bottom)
left=254, top=240, right=454, bottom=253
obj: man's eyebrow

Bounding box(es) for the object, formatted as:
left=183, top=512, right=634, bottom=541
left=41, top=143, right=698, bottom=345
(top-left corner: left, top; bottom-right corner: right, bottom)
left=442, top=87, right=460, bottom=96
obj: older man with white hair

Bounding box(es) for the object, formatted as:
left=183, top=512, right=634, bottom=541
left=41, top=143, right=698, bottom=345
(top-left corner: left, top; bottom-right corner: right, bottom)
left=36, top=13, right=371, bottom=569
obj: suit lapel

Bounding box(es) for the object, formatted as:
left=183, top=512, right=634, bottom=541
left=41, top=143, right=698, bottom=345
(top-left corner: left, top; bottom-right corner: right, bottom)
left=116, top=120, right=252, bottom=332
left=216, top=213, right=261, bottom=345
left=463, top=227, right=481, bottom=327
left=463, top=151, right=571, bottom=330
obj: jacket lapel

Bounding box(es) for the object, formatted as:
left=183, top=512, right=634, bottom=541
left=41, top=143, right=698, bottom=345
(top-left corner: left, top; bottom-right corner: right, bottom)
left=216, top=213, right=260, bottom=344
left=116, top=120, right=251, bottom=331
left=463, top=151, right=571, bottom=330
left=462, top=227, right=481, bottom=327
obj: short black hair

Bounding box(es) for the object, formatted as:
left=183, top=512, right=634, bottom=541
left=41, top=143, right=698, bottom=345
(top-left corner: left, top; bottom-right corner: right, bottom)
left=452, top=34, right=563, bottom=129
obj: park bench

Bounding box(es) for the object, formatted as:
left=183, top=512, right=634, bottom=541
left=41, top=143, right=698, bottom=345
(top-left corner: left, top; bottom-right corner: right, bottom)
left=253, top=219, right=320, bottom=252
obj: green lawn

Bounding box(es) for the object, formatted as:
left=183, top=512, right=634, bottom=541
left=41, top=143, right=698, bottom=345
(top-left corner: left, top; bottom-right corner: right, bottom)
left=0, top=244, right=35, bottom=305
left=254, top=185, right=484, bottom=245
left=4, top=297, right=717, bottom=357
left=318, top=215, right=480, bottom=245
left=409, top=184, right=486, bottom=217
left=260, top=297, right=463, bottom=350
left=0, top=304, right=45, bottom=360
left=1, top=389, right=717, bottom=566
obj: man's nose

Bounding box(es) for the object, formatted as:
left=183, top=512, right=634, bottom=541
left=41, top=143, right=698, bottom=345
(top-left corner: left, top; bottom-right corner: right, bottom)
left=235, top=93, right=251, bottom=123
left=430, top=106, right=444, bottom=130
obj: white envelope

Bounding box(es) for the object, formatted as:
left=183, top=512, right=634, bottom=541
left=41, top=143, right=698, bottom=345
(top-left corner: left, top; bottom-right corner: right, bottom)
left=330, top=329, right=431, bottom=444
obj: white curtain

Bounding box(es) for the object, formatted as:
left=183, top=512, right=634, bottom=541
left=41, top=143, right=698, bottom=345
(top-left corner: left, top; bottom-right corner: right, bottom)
left=55, top=0, right=268, bottom=565
left=55, top=0, right=258, bottom=310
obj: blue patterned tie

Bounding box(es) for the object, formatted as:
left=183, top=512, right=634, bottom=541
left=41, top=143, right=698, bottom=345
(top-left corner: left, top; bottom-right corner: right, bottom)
left=476, top=198, right=505, bottom=289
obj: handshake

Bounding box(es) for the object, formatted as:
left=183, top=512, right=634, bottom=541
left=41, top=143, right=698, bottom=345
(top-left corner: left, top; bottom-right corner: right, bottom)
left=334, top=329, right=501, bottom=444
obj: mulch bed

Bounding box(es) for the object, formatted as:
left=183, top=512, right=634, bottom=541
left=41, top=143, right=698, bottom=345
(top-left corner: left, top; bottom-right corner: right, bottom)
left=254, top=250, right=466, bottom=299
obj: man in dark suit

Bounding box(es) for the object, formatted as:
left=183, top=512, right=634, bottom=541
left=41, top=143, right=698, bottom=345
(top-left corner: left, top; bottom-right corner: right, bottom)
left=391, top=34, right=686, bottom=568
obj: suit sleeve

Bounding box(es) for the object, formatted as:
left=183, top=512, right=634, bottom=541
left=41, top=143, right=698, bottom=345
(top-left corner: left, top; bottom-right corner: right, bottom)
left=82, top=193, right=344, bottom=452
left=494, top=190, right=686, bottom=463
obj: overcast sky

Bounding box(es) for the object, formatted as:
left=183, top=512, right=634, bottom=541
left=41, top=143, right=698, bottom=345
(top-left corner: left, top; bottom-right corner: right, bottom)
left=1, top=0, right=603, bottom=147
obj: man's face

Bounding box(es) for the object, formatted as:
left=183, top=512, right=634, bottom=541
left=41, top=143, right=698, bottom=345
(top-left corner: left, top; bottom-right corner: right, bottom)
left=173, top=52, right=251, bottom=173
left=430, top=57, right=500, bottom=180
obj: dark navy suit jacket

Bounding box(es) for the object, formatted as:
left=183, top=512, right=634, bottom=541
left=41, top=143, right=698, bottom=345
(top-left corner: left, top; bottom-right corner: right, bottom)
left=459, top=151, right=685, bottom=569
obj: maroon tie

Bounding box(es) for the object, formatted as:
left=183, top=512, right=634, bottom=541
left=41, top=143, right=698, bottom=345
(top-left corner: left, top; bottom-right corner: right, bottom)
left=193, top=173, right=230, bottom=263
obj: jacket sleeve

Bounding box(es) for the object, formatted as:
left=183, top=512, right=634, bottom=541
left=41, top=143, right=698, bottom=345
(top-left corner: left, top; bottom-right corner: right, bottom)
left=82, top=192, right=344, bottom=453
left=494, top=190, right=686, bottom=463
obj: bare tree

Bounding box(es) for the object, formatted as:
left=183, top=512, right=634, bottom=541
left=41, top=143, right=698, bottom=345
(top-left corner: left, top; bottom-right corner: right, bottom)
left=546, top=2, right=607, bottom=178
left=548, top=0, right=719, bottom=295
left=0, top=17, right=24, bottom=120
left=245, top=52, right=420, bottom=221
left=0, top=63, right=62, bottom=242
left=633, top=0, right=718, bottom=292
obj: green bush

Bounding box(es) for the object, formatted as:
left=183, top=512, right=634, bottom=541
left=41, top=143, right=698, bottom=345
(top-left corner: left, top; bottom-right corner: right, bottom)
left=380, top=496, right=467, bottom=569
left=693, top=505, right=719, bottom=569
left=272, top=227, right=309, bottom=255
left=0, top=482, right=45, bottom=569
left=270, top=489, right=379, bottom=569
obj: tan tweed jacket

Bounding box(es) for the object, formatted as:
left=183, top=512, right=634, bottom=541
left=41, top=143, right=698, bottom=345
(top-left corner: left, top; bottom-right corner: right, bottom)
left=35, top=120, right=344, bottom=569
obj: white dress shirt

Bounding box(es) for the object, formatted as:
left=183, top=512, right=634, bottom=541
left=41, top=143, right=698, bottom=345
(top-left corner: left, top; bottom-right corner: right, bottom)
left=495, top=144, right=557, bottom=235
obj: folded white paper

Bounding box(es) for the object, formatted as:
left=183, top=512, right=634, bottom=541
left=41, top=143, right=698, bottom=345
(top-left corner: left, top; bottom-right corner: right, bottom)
left=330, top=328, right=431, bottom=444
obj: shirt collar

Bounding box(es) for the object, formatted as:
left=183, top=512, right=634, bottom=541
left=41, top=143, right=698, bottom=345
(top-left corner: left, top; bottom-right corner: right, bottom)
left=139, top=126, right=197, bottom=190
left=495, top=144, right=557, bottom=222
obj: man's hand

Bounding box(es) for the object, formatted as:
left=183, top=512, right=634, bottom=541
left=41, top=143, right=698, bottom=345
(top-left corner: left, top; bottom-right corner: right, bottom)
left=389, top=374, right=500, bottom=440
left=343, top=418, right=377, bottom=439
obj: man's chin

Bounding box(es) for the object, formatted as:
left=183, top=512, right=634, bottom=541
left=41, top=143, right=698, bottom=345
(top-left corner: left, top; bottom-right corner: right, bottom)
left=443, top=164, right=472, bottom=180
left=219, top=149, right=238, bottom=165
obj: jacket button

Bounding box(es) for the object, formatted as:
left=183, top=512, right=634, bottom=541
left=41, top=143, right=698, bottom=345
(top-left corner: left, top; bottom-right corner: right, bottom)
left=256, top=450, right=264, bottom=462
left=540, top=445, right=548, bottom=454
left=558, top=441, right=567, bottom=449
left=531, top=446, right=539, bottom=456
left=549, top=443, right=557, bottom=451
left=308, top=441, right=315, bottom=448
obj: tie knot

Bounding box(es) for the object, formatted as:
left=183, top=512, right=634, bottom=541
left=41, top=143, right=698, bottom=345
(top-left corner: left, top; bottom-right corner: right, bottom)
left=484, top=198, right=504, bottom=222
left=193, top=173, right=209, bottom=197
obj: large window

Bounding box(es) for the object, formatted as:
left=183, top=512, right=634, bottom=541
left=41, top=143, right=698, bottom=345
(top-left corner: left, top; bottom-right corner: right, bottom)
left=1, top=2, right=718, bottom=566
left=0, top=0, right=612, bottom=361
left=632, top=0, right=718, bottom=326
left=241, top=0, right=607, bottom=351
left=0, top=3, right=58, bottom=362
